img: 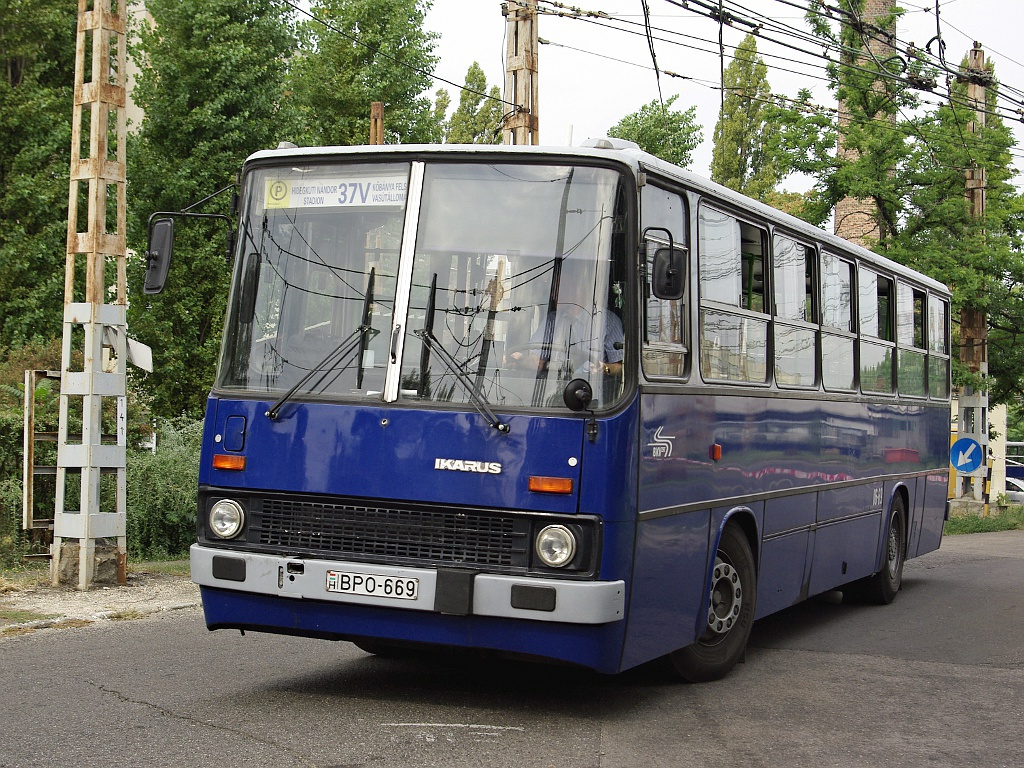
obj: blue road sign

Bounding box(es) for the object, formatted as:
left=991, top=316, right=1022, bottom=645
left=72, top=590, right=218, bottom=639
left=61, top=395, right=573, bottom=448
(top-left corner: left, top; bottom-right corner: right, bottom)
left=950, top=437, right=983, bottom=473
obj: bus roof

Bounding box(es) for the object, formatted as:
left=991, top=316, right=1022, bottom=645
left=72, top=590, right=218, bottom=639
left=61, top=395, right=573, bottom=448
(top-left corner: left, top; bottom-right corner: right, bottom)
left=245, top=140, right=950, bottom=298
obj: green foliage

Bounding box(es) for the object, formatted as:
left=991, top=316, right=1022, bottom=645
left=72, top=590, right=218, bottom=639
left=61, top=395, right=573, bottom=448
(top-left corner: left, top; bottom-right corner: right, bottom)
left=944, top=507, right=1024, bottom=535
left=126, top=418, right=204, bottom=560
left=0, top=339, right=64, bottom=567
left=444, top=63, right=503, bottom=144
left=0, top=0, right=75, bottom=349
left=607, top=95, right=702, bottom=168
left=800, top=1, right=1024, bottom=405
left=1007, top=402, right=1024, bottom=442
left=710, top=35, right=778, bottom=199
left=127, top=0, right=300, bottom=418
left=291, top=0, right=439, bottom=146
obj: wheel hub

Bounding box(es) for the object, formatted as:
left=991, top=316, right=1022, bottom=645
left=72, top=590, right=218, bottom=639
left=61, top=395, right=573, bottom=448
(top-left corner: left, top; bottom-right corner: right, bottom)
left=887, top=521, right=902, bottom=576
left=706, top=558, right=742, bottom=636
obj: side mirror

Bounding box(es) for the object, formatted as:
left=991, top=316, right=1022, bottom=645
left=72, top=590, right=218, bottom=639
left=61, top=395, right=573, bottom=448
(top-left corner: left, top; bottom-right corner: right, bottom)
left=144, top=218, right=175, bottom=295
left=652, top=245, right=687, bottom=300
left=563, top=378, right=593, bottom=412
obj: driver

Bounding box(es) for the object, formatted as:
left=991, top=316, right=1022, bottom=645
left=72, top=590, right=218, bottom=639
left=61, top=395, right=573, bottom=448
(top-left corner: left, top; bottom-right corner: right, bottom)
left=509, top=280, right=624, bottom=377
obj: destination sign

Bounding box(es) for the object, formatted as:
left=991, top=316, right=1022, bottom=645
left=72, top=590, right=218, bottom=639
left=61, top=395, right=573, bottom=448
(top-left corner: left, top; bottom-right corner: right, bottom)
left=264, top=175, right=408, bottom=209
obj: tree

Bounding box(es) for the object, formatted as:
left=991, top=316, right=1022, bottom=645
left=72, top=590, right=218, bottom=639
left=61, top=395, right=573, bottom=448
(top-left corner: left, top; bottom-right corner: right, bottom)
left=607, top=95, right=702, bottom=168
left=445, top=62, right=503, bottom=144
left=0, top=0, right=75, bottom=349
left=710, top=34, right=778, bottom=199
left=801, top=0, right=1024, bottom=403
left=899, top=58, right=1024, bottom=406
left=291, top=0, right=439, bottom=146
left=800, top=0, right=925, bottom=248
left=127, top=0, right=299, bottom=417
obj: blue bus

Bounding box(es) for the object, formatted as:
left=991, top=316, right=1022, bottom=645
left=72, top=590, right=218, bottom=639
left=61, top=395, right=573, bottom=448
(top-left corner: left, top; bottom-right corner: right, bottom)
left=146, top=140, right=951, bottom=681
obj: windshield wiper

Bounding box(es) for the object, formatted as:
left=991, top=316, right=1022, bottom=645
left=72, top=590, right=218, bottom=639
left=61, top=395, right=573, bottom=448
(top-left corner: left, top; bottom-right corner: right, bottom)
left=265, top=324, right=378, bottom=420
left=267, top=268, right=379, bottom=420
left=356, top=268, right=376, bottom=389
left=414, top=328, right=509, bottom=434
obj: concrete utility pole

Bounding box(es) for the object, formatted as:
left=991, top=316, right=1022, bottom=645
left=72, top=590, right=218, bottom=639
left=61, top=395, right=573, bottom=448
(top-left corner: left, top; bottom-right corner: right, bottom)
left=952, top=42, right=991, bottom=509
left=52, top=0, right=130, bottom=588
left=503, top=0, right=539, bottom=145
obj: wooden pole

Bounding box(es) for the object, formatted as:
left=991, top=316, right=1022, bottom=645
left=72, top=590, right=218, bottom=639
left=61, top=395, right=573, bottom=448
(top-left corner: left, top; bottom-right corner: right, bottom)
left=369, top=101, right=384, bottom=145
left=503, top=0, right=539, bottom=145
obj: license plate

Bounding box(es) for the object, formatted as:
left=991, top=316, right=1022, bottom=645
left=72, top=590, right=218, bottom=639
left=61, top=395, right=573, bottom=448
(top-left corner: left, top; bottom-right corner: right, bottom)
left=326, top=570, right=419, bottom=600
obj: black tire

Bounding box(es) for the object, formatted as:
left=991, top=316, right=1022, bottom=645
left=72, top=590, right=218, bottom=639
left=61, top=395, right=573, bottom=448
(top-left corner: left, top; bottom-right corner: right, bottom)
left=352, top=638, right=416, bottom=658
left=667, top=524, right=757, bottom=683
left=845, top=496, right=906, bottom=605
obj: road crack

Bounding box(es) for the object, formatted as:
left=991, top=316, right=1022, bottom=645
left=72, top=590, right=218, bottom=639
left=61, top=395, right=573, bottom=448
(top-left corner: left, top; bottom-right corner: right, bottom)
left=87, top=680, right=319, bottom=766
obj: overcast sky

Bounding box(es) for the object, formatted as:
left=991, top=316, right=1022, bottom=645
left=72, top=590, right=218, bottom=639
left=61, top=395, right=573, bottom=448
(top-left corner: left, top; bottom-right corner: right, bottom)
left=422, top=0, right=1024, bottom=189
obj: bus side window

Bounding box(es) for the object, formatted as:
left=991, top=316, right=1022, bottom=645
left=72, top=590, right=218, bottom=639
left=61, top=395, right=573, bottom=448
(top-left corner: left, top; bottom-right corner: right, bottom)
left=773, top=234, right=817, bottom=388
left=859, top=266, right=895, bottom=394
left=698, top=206, right=769, bottom=383
left=896, top=281, right=928, bottom=397
left=927, top=295, right=950, bottom=398
left=641, top=184, right=689, bottom=379
left=821, top=252, right=855, bottom=391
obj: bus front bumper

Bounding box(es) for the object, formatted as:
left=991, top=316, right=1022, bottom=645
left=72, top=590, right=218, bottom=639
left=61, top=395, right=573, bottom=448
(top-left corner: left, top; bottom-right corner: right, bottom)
left=190, top=544, right=625, bottom=625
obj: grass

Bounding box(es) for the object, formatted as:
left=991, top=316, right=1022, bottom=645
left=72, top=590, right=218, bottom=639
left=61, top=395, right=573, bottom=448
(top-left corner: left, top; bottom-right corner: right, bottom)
left=945, top=505, right=1024, bottom=535
left=132, top=559, right=190, bottom=577
left=107, top=609, right=144, bottom=621
left=0, top=556, right=189, bottom=582
left=0, top=607, right=57, bottom=624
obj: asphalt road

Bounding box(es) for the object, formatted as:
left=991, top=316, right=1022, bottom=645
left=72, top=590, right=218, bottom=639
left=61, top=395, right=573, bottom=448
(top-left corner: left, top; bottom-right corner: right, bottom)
left=2, top=530, right=1021, bottom=768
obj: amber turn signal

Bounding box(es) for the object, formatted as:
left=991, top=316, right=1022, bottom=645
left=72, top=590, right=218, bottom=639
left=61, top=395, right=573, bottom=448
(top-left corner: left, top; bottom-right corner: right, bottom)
left=212, top=454, right=246, bottom=471
left=529, top=476, right=573, bottom=494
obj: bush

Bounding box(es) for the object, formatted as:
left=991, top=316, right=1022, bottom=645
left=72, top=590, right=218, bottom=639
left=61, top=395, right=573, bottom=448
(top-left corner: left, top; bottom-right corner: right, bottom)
left=944, top=507, right=1024, bottom=535
left=126, top=417, right=204, bottom=559
left=0, top=477, right=31, bottom=569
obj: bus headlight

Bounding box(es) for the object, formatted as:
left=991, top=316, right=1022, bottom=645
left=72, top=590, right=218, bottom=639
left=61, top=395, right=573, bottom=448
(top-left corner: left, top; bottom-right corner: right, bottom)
left=209, top=499, right=245, bottom=539
left=535, top=524, right=576, bottom=568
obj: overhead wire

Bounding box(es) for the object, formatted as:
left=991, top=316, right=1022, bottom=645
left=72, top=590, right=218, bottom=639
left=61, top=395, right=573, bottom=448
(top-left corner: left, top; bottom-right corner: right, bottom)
left=282, top=0, right=1024, bottom=164
left=532, top=0, right=1024, bottom=164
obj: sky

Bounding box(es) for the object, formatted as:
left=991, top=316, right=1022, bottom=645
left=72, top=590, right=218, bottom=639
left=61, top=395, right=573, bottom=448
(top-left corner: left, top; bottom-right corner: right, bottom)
left=421, top=0, right=1024, bottom=189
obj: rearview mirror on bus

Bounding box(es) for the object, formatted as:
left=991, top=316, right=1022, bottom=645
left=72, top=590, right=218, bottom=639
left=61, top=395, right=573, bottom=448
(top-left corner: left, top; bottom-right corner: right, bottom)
left=144, top=218, right=175, bottom=295
left=652, top=245, right=687, bottom=300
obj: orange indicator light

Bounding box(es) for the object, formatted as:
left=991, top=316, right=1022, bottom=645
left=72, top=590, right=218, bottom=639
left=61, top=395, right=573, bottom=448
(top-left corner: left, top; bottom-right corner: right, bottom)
left=529, top=476, right=573, bottom=494
left=212, top=454, right=246, bottom=471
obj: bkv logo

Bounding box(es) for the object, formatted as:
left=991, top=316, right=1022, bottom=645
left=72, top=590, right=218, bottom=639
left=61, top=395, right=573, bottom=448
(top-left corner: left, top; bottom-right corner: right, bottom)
left=648, top=427, right=675, bottom=458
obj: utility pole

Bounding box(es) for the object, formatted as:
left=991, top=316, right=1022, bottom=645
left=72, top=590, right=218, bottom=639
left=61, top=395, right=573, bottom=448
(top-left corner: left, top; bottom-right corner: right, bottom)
left=369, top=102, right=384, bottom=145
left=52, top=0, right=130, bottom=588
left=503, top=0, right=539, bottom=145
left=952, top=42, right=991, bottom=510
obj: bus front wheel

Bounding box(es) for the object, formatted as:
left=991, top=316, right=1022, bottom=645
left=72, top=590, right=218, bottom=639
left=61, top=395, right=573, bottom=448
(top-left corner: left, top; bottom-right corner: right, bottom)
left=667, top=524, right=756, bottom=683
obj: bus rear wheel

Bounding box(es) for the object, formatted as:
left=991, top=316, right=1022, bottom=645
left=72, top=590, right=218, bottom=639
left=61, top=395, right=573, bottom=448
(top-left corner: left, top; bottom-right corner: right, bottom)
left=843, top=496, right=906, bottom=605
left=667, top=524, right=756, bottom=683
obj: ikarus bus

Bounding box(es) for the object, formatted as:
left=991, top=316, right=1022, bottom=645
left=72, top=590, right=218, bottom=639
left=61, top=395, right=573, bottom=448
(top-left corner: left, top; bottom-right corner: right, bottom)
left=145, top=139, right=951, bottom=681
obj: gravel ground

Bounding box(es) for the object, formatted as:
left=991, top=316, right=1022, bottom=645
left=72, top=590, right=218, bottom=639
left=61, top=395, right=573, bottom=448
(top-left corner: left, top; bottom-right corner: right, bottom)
left=0, top=569, right=200, bottom=636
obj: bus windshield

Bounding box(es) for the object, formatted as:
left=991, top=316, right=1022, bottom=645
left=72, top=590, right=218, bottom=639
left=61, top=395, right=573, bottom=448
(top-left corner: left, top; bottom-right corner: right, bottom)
left=218, top=160, right=629, bottom=412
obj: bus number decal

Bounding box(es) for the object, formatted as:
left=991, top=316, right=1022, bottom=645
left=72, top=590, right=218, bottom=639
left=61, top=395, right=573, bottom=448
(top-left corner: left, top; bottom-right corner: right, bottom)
left=264, top=176, right=408, bottom=209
